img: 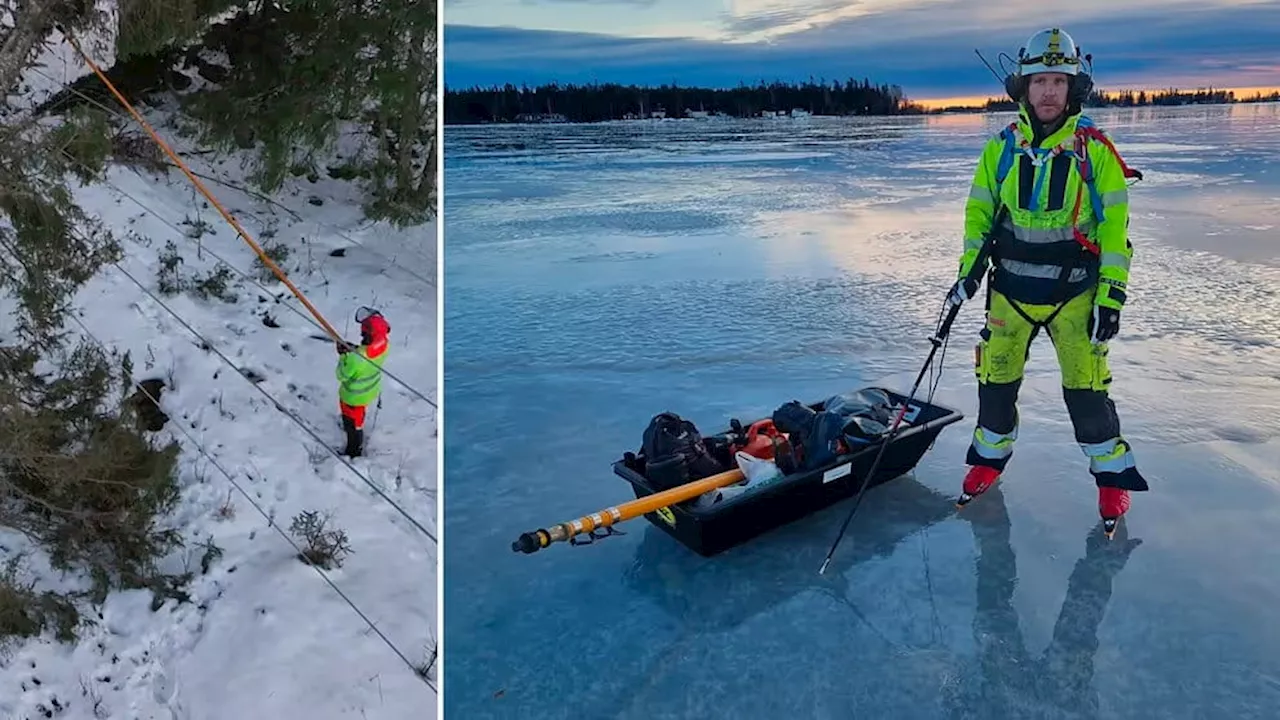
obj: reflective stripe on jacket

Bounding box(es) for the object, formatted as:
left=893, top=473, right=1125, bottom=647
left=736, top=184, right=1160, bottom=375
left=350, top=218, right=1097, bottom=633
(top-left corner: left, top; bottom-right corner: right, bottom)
left=337, top=337, right=389, bottom=407
left=959, top=107, right=1133, bottom=308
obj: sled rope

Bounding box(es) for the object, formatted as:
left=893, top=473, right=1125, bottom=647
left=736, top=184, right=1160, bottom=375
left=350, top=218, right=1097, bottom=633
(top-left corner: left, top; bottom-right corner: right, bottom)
left=62, top=30, right=344, bottom=342
left=62, top=310, right=437, bottom=693
left=27, top=64, right=438, bottom=410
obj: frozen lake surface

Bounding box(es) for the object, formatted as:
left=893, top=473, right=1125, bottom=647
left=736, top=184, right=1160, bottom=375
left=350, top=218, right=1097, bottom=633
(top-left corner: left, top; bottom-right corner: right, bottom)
left=443, top=105, right=1280, bottom=719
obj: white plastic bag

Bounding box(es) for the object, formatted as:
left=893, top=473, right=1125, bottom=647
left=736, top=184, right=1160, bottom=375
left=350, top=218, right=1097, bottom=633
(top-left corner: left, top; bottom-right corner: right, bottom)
left=736, top=451, right=783, bottom=485
left=693, top=451, right=785, bottom=508
left=712, top=450, right=781, bottom=502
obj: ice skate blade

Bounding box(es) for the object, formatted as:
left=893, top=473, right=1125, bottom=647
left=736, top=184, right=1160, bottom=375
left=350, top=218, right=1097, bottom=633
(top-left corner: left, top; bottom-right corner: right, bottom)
left=1102, top=517, right=1119, bottom=539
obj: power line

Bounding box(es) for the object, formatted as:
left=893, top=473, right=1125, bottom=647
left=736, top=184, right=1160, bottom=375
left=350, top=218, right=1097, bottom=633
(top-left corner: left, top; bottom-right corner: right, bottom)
left=65, top=309, right=437, bottom=693
left=0, top=235, right=436, bottom=691
left=56, top=145, right=437, bottom=409
left=24, top=57, right=438, bottom=411
left=4, top=38, right=438, bottom=695
left=60, top=37, right=349, bottom=345
left=24, top=62, right=437, bottom=289
left=108, top=259, right=438, bottom=545
left=0, top=145, right=436, bottom=546
left=26, top=63, right=437, bottom=409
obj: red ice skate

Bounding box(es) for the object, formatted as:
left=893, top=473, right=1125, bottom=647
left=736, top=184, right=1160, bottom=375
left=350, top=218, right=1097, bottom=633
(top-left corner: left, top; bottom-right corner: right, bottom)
left=956, top=465, right=1001, bottom=509
left=1099, top=486, right=1131, bottom=539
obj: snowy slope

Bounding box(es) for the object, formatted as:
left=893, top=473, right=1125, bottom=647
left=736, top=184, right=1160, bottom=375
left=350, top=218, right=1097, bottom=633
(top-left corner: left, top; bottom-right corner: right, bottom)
left=1, top=30, right=438, bottom=720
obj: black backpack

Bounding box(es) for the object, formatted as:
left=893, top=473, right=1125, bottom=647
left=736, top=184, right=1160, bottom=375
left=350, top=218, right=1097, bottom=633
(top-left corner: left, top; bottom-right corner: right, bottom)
left=771, top=401, right=846, bottom=473
left=641, top=412, right=725, bottom=491
left=824, top=389, right=895, bottom=446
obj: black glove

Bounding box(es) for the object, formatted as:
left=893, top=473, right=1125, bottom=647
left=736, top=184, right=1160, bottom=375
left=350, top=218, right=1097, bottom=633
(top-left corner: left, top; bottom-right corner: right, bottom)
left=337, top=341, right=353, bottom=354
left=947, top=276, right=980, bottom=307
left=1089, top=305, right=1120, bottom=343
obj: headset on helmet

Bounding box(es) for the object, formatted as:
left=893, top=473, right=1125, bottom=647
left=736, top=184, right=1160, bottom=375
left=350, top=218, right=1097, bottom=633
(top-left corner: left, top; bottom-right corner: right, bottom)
left=355, top=306, right=380, bottom=325
left=355, top=306, right=390, bottom=345
left=1003, top=27, right=1094, bottom=107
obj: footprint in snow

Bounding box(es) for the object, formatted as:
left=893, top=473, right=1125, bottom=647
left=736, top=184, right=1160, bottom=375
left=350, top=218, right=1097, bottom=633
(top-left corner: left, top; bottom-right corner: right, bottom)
left=239, top=367, right=266, bottom=384
left=151, top=670, right=177, bottom=709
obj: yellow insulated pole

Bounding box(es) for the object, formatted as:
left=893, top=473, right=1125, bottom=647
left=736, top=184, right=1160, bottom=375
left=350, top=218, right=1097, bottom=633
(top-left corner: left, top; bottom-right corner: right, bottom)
left=62, top=30, right=345, bottom=343
left=511, top=467, right=749, bottom=554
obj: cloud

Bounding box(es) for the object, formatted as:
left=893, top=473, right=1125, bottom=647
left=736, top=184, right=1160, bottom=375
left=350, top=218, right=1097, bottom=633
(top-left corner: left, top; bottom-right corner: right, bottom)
left=716, top=0, right=869, bottom=38
left=444, top=1, right=1280, bottom=98
left=518, top=0, right=660, bottom=6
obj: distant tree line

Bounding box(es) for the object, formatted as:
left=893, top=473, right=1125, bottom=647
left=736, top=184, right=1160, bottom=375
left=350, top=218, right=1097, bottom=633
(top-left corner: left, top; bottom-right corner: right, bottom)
left=937, top=86, right=1277, bottom=114
left=443, top=79, right=925, bottom=124
left=1091, top=87, right=1279, bottom=106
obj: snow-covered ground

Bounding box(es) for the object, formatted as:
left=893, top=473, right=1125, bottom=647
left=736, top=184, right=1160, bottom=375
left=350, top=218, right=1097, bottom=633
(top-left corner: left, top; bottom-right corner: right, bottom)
left=444, top=104, right=1280, bottom=719
left=1, top=32, right=438, bottom=720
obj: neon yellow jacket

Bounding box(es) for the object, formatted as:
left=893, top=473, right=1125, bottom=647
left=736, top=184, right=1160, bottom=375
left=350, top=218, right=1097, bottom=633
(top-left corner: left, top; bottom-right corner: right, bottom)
left=959, top=106, right=1132, bottom=311
left=336, top=339, right=389, bottom=407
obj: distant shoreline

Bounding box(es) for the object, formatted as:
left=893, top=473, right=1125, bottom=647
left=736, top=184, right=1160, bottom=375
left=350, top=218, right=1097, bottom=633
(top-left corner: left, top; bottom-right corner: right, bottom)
left=443, top=81, right=1280, bottom=126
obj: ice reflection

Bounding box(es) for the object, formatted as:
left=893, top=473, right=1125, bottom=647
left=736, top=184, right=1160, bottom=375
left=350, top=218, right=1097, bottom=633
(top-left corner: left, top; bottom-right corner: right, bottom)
left=946, top=487, right=1143, bottom=719
left=444, top=104, right=1280, bottom=719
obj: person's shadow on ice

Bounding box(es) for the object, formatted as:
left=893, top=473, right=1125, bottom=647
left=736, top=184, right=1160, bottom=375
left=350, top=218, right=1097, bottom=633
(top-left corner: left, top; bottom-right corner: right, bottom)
left=946, top=486, right=1143, bottom=720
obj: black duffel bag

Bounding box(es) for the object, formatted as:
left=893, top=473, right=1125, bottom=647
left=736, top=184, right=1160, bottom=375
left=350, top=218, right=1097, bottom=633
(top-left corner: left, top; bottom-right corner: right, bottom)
left=771, top=401, right=846, bottom=473
left=641, top=412, right=726, bottom=492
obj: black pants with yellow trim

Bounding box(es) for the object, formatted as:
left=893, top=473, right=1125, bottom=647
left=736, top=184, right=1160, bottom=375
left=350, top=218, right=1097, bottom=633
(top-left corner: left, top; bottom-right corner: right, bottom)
left=967, top=288, right=1148, bottom=491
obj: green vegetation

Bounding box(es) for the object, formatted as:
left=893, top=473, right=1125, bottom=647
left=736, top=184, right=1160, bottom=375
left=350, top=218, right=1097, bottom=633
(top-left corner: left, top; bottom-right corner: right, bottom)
left=0, top=0, right=435, bottom=646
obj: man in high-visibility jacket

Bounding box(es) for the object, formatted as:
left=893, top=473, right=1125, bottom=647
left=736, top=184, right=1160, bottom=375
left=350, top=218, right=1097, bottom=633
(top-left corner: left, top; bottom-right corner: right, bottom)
left=337, top=308, right=390, bottom=457
left=947, top=28, right=1149, bottom=536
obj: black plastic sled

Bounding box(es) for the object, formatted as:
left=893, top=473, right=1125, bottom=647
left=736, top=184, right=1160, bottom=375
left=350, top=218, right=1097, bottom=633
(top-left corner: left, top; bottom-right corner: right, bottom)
left=613, top=387, right=964, bottom=557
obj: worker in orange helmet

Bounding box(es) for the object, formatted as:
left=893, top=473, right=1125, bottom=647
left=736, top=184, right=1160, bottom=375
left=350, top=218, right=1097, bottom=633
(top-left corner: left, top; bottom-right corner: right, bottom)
left=336, top=307, right=391, bottom=457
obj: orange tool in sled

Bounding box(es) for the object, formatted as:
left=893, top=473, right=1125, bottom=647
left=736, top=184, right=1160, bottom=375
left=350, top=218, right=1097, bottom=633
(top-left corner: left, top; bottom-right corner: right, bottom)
left=736, top=419, right=783, bottom=460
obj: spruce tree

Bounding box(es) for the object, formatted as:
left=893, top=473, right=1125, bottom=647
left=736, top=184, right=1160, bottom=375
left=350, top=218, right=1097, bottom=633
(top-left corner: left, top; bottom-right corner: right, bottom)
left=176, top=0, right=437, bottom=226
left=1, top=0, right=190, bottom=637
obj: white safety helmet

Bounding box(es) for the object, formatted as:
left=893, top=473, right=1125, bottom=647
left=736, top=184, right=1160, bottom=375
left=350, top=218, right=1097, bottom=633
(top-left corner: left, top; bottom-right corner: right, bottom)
left=1016, top=27, right=1083, bottom=77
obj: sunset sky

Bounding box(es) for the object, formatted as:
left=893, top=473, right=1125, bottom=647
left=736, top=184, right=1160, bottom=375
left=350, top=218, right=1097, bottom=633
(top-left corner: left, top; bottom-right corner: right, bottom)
left=443, top=0, right=1280, bottom=103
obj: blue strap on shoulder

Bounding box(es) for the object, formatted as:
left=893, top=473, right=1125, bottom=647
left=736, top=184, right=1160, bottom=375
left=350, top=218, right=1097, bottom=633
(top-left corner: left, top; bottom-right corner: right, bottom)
left=1073, top=116, right=1107, bottom=221
left=994, top=123, right=1017, bottom=186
